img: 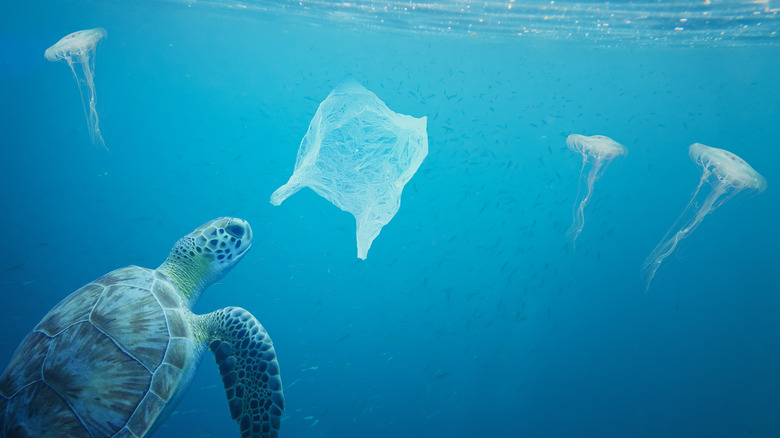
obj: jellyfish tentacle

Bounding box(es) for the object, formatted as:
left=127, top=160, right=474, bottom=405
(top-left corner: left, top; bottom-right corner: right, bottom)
left=79, top=51, right=106, bottom=150
left=64, top=57, right=90, bottom=138
left=641, top=167, right=712, bottom=290
left=567, top=156, right=588, bottom=247
left=655, top=168, right=709, bottom=250
left=568, top=155, right=610, bottom=248
left=642, top=185, right=734, bottom=292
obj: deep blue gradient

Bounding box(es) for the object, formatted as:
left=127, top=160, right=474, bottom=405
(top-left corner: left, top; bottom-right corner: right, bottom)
left=1, top=1, right=779, bottom=437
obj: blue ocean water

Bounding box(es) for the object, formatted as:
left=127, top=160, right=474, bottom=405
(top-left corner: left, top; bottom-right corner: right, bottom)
left=1, top=0, right=779, bottom=437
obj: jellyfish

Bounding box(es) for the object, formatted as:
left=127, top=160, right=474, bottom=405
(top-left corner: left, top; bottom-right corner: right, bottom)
left=641, top=143, right=767, bottom=291
left=566, top=134, right=627, bottom=248
left=271, top=75, right=428, bottom=259
left=45, top=28, right=108, bottom=150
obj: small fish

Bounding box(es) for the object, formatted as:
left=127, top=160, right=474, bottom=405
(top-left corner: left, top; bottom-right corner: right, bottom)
left=5, top=262, right=25, bottom=272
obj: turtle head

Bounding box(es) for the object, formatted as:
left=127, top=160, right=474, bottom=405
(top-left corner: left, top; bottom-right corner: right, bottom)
left=158, top=217, right=253, bottom=306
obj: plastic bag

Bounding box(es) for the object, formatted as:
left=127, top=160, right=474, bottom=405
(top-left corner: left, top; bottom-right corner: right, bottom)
left=271, top=75, right=428, bottom=259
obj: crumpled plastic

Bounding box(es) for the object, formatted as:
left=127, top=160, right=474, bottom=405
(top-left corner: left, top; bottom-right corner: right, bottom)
left=271, top=75, right=428, bottom=259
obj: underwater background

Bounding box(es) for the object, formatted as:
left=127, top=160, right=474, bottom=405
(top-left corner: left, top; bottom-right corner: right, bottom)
left=1, top=0, right=779, bottom=437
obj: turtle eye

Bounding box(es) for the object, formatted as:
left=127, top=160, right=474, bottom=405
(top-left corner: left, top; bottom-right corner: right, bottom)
left=227, top=224, right=245, bottom=238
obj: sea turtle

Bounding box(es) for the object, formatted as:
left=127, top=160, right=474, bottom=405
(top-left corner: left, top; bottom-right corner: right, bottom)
left=0, top=217, right=284, bottom=438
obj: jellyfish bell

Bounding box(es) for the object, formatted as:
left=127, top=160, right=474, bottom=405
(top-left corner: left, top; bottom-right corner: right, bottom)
left=689, top=143, right=767, bottom=192
left=641, top=143, right=766, bottom=291
left=44, top=28, right=106, bottom=62
left=45, top=28, right=108, bottom=150
left=567, top=134, right=627, bottom=160
left=566, top=134, right=627, bottom=248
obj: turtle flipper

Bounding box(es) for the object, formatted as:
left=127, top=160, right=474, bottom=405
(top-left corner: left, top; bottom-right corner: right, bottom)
left=206, top=307, right=283, bottom=438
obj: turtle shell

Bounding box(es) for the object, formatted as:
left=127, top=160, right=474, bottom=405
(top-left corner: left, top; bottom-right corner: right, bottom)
left=0, top=266, right=198, bottom=438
